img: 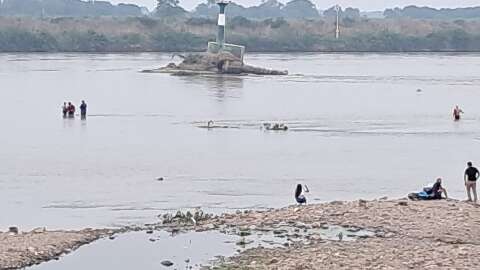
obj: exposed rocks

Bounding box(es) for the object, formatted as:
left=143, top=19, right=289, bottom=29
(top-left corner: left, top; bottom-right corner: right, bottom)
left=3, top=199, right=478, bottom=270
left=198, top=199, right=480, bottom=269
left=142, top=52, right=288, bottom=76
left=398, top=201, right=408, bottom=206
left=31, top=227, right=46, bottom=234
left=8, top=227, right=18, bottom=235
left=159, top=209, right=215, bottom=227
left=263, top=123, right=288, bottom=131
left=161, top=260, right=174, bottom=267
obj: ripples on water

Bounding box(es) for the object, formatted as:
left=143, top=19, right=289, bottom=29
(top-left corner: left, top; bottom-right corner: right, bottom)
left=0, top=53, right=480, bottom=229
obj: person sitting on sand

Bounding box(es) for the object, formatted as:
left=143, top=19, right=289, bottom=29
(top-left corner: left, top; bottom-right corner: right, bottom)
left=408, top=178, right=448, bottom=200
left=428, top=178, right=448, bottom=199
left=295, top=184, right=309, bottom=205
left=453, top=105, right=464, bottom=121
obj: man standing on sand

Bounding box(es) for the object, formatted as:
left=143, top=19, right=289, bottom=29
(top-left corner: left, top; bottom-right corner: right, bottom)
left=464, top=161, right=479, bottom=203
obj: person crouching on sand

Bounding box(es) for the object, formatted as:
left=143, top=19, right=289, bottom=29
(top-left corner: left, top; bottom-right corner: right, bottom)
left=430, top=178, right=448, bottom=200
left=295, top=184, right=309, bottom=205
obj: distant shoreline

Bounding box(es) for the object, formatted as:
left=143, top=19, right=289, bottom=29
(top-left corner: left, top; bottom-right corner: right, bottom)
left=1, top=50, right=480, bottom=54
left=1, top=16, right=480, bottom=53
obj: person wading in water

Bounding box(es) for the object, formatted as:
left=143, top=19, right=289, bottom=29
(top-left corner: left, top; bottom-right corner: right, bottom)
left=62, top=102, right=68, bottom=118
left=80, top=100, right=87, bottom=120
left=67, top=102, right=75, bottom=118
left=453, top=105, right=464, bottom=121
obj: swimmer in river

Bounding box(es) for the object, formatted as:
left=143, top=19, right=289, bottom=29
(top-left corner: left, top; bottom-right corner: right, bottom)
left=207, top=120, right=214, bottom=128
left=295, top=184, right=309, bottom=205
left=453, top=105, right=464, bottom=121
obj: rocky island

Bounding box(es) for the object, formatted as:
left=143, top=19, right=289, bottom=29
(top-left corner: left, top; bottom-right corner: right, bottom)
left=142, top=52, right=288, bottom=76
left=142, top=0, right=287, bottom=76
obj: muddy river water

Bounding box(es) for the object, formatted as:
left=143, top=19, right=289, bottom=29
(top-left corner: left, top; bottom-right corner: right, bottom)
left=1, top=53, right=480, bottom=230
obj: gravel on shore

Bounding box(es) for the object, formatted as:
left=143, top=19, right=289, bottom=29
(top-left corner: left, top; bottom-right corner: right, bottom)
left=3, top=198, right=479, bottom=270
left=0, top=228, right=113, bottom=269
left=193, top=198, right=480, bottom=269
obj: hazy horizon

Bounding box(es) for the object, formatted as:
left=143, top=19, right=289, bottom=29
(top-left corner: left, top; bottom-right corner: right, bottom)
left=109, top=0, right=480, bottom=11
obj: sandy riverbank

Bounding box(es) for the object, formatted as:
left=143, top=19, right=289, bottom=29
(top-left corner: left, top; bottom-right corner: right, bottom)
left=0, top=228, right=113, bottom=269
left=191, top=198, right=480, bottom=269
left=3, top=198, right=480, bottom=269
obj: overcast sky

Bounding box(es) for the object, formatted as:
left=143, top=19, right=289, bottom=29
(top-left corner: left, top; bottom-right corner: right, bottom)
left=111, top=0, right=480, bottom=11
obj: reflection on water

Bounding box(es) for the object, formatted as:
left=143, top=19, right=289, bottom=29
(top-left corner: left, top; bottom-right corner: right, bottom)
left=30, top=226, right=376, bottom=270
left=179, top=75, right=244, bottom=101
left=1, top=53, right=480, bottom=230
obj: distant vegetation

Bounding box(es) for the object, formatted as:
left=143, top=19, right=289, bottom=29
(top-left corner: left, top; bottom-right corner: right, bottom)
left=3, top=0, right=480, bottom=20
left=384, top=6, right=480, bottom=19
left=1, top=16, right=480, bottom=52
left=191, top=0, right=320, bottom=20
left=1, top=0, right=480, bottom=52
left=0, top=0, right=145, bottom=17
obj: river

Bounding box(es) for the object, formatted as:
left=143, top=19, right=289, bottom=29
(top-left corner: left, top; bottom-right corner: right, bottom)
left=1, top=52, right=479, bottom=230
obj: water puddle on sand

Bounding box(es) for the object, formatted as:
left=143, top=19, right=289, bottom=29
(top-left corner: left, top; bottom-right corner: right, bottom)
left=29, top=226, right=375, bottom=270
left=29, top=231, right=235, bottom=270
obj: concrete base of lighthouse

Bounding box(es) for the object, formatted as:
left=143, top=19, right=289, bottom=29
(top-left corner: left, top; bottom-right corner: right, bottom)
left=207, top=42, right=245, bottom=62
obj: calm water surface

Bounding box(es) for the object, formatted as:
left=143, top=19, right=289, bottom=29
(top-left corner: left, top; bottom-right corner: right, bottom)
left=1, top=53, right=480, bottom=229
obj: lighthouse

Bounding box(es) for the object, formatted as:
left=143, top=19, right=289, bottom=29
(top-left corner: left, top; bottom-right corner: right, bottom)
left=216, top=0, right=228, bottom=47
left=207, top=0, right=245, bottom=61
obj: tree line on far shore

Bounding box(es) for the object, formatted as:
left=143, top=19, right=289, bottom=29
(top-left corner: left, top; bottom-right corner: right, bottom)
left=1, top=16, right=480, bottom=52
left=2, top=0, right=480, bottom=20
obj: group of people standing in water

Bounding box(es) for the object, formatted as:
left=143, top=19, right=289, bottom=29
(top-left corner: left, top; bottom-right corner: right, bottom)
left=62, top=100, right=87, bottom=119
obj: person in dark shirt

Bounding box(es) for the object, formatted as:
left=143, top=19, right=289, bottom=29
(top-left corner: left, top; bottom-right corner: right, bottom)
left=430, top=178, right=448, bottom=200
left=294, top=184, right=309, bottom=205
left=464, top=161, right=479, bottom=203
left=62, top=102, right=68, bottom=118
left=67, top=102, right=75, bottom=118
left=80, top=100, right=87, bottom=120
left=453, top=105, right=463, bottom=121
